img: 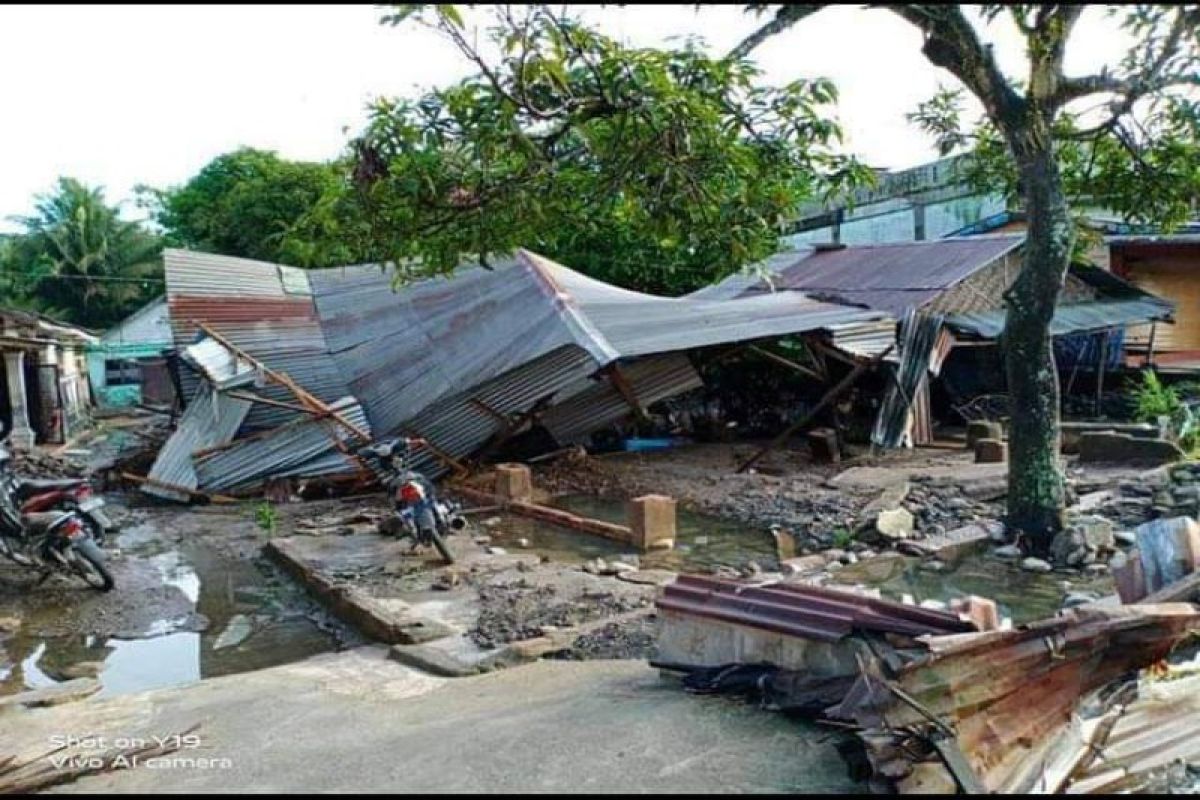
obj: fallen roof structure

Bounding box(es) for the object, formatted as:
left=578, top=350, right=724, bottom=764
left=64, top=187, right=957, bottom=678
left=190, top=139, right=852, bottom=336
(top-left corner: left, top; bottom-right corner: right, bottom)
left=147, top=247, right=888, bottom=499
left=655, top=574, right=1200, bottom=794
left=702, top=236, right=1175, bottom=448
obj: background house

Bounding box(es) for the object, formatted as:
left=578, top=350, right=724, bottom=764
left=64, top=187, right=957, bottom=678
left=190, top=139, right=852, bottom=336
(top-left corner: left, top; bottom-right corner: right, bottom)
left=86, top=296, right=176, bottom=408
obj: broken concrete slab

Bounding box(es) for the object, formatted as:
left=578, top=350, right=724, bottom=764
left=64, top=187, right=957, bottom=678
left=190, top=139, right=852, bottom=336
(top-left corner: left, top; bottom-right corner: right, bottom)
left=1061, top=421, right=1160, bottom=454
left=389, top=643, right=483, bottom=678
left=1078, top=432, right=1186, bottom=466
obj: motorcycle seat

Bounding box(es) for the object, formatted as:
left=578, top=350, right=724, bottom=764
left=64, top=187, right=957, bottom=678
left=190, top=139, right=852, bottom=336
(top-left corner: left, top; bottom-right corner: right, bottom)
left=22, top=511, right=72, bottom=532
left=13, top=478, right=85, bottom=500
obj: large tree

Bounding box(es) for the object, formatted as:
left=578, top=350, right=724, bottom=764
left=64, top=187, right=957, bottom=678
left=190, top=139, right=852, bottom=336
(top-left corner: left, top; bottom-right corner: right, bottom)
left=732, top=4, right=1199, bottom=550
left=141, top=148, right=371, bottom=268
left=344, top=4, right=870, bottom=294
left=4, top=178, right=162, bottom=328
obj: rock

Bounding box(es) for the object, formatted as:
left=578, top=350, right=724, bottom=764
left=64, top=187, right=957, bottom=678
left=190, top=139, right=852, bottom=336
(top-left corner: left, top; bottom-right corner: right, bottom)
left=919, top=560, right=947, bottom=573
left=481, top=517, right=502, bottom=528
left=486, top=546, right=508, bottom=556
left=602, top=561, right=638, bottom=576
left=875, top=508, right=914, bottom=540
left=1084, top=563, right=1110, bottom=575
left=0, top=616, right=20, bottom=634
left=823, top=548, right=847, bottom=564
left=994, top=544, right=1023, bottom=559
left=432, top=571, right=463, bottom=590
left=1021, top=557, right=1053, bottom=573
left=515, top=538, right=532, bottom=548
left=781, top=555, right=827, bottom=576
left=1073, top=515, right=1116, bottom=550
left=825, top=562, right=844, bottom=573
left=1078, top=432, right=1186, bottom=466
left=842, top=552, right=858, bottom=565
left=213, top=614, right=253, bottom=650
left=583, top=558, right=607, bottom=574
left=473, top=535, right=492, bottom=545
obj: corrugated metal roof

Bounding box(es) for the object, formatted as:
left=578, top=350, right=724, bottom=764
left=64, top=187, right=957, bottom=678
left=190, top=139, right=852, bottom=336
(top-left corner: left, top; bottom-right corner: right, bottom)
left=194, top=397, right=370, bottom=492
left=948, top=298, right=1175, bottom=338
left=180, top=337, right=257, bottom=389
left=656, top=574, right=975, bottom=642
left=724, top=235, right=1025, bottom=314
left=142, top=383, right=252, bottom=501
left=541, top=352, right=703, bottom=444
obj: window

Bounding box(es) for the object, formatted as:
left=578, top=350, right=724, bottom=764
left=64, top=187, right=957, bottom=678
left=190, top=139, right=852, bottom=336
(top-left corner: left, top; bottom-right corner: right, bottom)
left=105, top=358, right=141, bottom=387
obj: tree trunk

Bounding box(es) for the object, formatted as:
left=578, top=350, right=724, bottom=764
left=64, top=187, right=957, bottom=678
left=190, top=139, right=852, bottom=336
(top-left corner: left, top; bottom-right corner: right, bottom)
left=1002, top=144, right=1073, bottom=553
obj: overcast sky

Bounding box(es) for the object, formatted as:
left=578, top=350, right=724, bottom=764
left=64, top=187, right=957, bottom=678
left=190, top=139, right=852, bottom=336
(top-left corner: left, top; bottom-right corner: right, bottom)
left=0, top=4, right=1135, bottom=232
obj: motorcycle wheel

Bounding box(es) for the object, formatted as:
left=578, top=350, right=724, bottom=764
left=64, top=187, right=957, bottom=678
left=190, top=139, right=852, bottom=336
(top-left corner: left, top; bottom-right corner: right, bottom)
left=67, top=538, right=114, bottom=592
left=427, top=527, right=454, bottom=565
left=80, top=515, right=107, bottom=548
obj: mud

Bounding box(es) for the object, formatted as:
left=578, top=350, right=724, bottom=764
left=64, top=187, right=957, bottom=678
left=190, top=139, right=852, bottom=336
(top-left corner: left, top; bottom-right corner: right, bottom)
left=549, top=615, right=658, bottom=661
left=470, top=581, right=652, bottom=650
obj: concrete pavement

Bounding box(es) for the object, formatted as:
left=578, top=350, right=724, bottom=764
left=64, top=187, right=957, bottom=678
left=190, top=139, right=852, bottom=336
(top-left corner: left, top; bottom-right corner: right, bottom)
left=4, top=648, right=860, bottom=793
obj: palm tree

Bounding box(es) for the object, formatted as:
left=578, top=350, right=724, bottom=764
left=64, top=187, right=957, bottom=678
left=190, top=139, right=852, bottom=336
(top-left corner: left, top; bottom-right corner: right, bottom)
left=6, top=178, right=162, bottom=328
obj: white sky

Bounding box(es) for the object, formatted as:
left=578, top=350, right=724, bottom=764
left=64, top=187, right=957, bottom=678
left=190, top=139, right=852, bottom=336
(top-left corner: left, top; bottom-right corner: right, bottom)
left=0, top=4, right=1134, bottom=232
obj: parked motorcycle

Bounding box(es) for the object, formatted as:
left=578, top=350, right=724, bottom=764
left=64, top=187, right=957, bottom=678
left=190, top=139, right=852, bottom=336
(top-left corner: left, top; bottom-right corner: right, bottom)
left=0, top=441, right=115, bottom=546
left=360, top=437, right=466, bottom=564
left=0, top=497, right=115, bottom=592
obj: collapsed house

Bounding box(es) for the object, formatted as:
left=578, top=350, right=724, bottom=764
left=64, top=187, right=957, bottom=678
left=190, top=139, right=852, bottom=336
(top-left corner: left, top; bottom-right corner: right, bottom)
left=142, top=248, right=888, bottom=500
left=700, top=235, right=1175, bottom=446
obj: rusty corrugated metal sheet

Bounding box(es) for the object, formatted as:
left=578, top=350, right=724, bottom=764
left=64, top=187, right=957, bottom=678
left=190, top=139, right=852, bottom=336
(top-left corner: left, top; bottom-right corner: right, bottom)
left=656, top=574, right=975, bottom=643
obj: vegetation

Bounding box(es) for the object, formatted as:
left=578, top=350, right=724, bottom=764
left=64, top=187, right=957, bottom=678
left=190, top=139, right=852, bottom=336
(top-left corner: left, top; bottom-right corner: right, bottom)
left=1132, top=371, right=1200, bottom=456
left=338, top=4, right=871, bottom=294
left=140, top=148, right=374, bottom=269
left=2, top=178, right=162, bottom=329
left=253, top=501, right=278, bottom=536
left=730, top=3, right=1200, bottom=552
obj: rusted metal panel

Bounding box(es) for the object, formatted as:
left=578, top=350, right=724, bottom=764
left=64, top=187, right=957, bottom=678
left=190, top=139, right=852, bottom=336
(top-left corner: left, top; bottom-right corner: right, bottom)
left=655, top=575, right=974, bottom=644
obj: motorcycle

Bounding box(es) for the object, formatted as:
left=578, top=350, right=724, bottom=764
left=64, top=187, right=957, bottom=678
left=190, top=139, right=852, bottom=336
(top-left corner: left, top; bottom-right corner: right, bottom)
left=360, top=437, right=467, bottom=564
left=0, top=439, right=115, bottom=547
left=0, top=497, right=115, bottom=592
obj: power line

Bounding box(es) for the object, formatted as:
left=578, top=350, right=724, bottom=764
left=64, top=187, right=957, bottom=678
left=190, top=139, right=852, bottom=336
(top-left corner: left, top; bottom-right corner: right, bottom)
left=0, top=270, right=164, bottom=285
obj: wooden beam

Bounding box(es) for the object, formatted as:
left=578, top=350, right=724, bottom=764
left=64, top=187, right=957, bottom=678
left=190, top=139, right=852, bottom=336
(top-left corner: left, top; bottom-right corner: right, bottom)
left=226, top=390, right=330, bottom=418
left=747, top=344, right=824, bottom=382
left=604, top=363, right=649, bottom=421
left=121, top=472, right=238, bottom=504
left=399, top=428, right=471, bottom=479
left=468, top=397, right=510, bottom=424
left=736, top=344, right=894, bottom=474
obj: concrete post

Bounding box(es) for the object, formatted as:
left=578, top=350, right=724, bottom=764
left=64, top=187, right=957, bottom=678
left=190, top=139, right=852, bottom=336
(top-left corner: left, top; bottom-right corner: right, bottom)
left=628, top=494, right=676, bottom=551
left=3, top=350, right=36, bottom=449
left=494, top=463, right=533, bottom=502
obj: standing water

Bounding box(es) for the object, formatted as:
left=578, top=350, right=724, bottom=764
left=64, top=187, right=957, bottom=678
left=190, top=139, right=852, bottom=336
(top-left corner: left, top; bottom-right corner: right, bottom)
left=0, top=522, right=341, bottom=699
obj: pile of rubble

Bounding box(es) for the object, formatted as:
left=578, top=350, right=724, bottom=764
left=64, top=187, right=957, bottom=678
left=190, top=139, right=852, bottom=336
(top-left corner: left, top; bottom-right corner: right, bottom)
left=10, top=448, right=85, bottom=478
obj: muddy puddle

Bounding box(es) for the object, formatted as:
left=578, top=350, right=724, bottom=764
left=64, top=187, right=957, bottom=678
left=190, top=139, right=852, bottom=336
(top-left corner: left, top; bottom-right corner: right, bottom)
left=480, top=493, right=779, bottom=573
left=0, top=520, right=340, bottom=699
left=829, top=550, right=1116, bottom=624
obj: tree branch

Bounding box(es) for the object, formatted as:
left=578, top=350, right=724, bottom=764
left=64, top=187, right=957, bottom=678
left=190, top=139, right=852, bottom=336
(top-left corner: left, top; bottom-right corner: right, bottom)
left=728, top=4, right=827, bottom=60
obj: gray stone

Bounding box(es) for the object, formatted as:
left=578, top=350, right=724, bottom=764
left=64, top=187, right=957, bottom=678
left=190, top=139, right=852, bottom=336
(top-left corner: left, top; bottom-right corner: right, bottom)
left=1114, top=530, right=1138, bottom=546
left=875, top=508, right=914, bottom=540
left=1021, top=557, right=1053, bottom=573
left=1062, top=591, right=1100, bottom=609
left=919, top=560, right=947, bottom=573
left=1073, top=515, right=1116, bottom=550
left=393, top=616, right=457, bottom=645
left=486, top=546, right=508, bottom=556
left=994, top=544, right=1023, bottom=559
left=825, top=562, right=844, bottom=573
left=213, top=614, right=253, bottom=650
left=0, top=616, right=19, bottom=634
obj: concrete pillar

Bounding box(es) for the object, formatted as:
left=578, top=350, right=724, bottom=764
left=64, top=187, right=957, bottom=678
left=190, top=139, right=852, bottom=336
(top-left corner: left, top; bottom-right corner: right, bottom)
left=966, top=420, right=1003, bottom=449
left=494, top=463, right=533, bottom=502
left=806, top=427, right=840, bottom=464
left=628, top=494, right=676, bottom=551
left=974, top=438, right=1008, bottom=463
left=3, top=350, right=36, bottom=449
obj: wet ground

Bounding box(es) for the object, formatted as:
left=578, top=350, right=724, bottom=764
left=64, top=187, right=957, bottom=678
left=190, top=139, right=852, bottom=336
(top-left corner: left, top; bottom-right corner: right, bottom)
left=828, top=550, right=1116, bottom=624
left=0, top=497, right=352, bottom=700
